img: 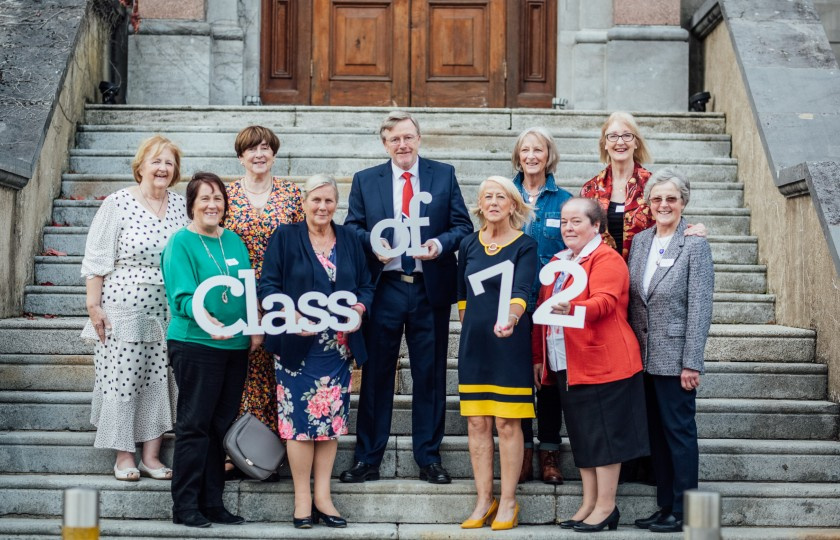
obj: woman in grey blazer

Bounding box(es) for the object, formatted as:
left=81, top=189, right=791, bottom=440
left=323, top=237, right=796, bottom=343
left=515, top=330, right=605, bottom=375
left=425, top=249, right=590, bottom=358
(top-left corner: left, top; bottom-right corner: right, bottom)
left=627, top=168, right=714, bottom=533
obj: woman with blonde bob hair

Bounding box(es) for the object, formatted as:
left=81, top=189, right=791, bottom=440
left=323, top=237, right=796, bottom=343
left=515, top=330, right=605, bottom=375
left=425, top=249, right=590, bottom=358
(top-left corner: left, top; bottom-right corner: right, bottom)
left=81, top=134, right=187, bottom=482
left=456, top=176, right=539, bottom=531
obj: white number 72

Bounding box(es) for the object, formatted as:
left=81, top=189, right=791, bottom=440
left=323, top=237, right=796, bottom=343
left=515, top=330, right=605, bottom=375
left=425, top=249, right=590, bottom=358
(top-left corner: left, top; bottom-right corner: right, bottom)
left=466, top=259, right=588, bottom=329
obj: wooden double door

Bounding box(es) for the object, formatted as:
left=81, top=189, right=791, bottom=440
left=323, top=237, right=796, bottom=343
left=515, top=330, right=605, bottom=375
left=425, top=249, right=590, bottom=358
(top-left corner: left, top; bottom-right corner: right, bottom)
left=260, top=0, right=556, bottom=108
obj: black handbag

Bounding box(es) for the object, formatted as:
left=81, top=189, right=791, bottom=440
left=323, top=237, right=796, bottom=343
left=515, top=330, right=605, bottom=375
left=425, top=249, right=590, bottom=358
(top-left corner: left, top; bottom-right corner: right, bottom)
left=223, top=412, right=286, bottom=480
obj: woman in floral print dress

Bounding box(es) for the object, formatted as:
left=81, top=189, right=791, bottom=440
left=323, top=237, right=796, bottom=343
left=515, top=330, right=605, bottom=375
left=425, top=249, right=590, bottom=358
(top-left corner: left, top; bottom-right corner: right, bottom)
left=224, top=126, right=304, bottom=441
left=259, top=175, right=374, bottom=528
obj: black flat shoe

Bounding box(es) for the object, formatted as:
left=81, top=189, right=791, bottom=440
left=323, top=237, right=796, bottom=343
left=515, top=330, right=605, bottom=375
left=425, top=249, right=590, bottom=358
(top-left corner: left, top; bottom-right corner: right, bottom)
left=559, top=518, right=581, bottom=529
left=312, top=505, right=348, bottom=528
left=573, top=507, right=620, bottom=533
left=173, top=510, right=211, bottom=528
left=634, top=508, right=670, bottom=529
left=649, top=513, right=683, bottom=533
left=293, top=515, right=313, bottom=529
left=203, top=507, right=245, bottom=525
left=419, top=463, right=452, bottom=484
left=339, top=461, right=380, bottom=483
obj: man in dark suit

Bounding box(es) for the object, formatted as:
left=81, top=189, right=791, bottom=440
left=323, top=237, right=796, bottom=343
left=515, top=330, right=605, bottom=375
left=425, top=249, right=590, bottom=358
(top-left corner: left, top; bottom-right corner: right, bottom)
left=340, top=111, right=473, bottom=484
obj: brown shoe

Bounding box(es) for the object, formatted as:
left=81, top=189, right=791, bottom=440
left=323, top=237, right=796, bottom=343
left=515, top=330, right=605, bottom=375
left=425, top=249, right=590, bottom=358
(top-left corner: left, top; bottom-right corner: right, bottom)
left=518, top=448, right=534, bottom=483
left=539, top=450, right=564, bottom=484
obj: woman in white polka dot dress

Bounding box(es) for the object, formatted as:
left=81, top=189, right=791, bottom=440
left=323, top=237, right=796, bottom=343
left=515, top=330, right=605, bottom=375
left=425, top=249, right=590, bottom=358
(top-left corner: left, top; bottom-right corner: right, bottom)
left=81, top=135, right=188, bottom=481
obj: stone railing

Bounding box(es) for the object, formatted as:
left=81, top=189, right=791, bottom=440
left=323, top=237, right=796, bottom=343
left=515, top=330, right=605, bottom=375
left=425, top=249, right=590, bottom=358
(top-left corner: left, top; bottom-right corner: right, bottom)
left=0, top=0, right=111, bottom=317
left=691, top=0, right=840, bottom=401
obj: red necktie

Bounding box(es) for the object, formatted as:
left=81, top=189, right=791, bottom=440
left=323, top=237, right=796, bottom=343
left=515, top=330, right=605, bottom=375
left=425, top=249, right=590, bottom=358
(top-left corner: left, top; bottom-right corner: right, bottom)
left=401, top=171, right=413, bottom=219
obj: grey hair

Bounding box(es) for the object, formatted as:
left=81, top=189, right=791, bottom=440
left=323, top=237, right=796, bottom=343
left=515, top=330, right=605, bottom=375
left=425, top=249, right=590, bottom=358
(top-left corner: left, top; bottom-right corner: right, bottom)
left=644, top=168, right=691, bottom=206
left=379, top=111, right=421, bottom=141
left=303, top=174, right=339, bottom=202
left=511, top=127, right=560, bottom=174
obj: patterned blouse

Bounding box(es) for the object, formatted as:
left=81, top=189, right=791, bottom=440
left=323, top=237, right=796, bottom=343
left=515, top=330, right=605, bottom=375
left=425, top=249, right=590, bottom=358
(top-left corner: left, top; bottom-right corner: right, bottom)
left=224, top=177, right=304, bottom=277
left=580, top=162, right=654, bottom=261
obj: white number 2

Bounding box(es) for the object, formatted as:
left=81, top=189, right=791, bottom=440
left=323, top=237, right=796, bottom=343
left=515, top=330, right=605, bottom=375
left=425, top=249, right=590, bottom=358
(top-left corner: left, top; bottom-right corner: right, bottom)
left=532, top=260, right=588, bottom=328
left=467, top=260, right=514, bottom=327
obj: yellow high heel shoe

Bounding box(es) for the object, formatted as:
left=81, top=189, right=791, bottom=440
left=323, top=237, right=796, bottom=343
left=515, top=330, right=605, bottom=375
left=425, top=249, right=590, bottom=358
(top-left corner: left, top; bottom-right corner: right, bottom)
left=490, top=502, right=520, bottom=531
left=461, top=498, right=499, bottom=529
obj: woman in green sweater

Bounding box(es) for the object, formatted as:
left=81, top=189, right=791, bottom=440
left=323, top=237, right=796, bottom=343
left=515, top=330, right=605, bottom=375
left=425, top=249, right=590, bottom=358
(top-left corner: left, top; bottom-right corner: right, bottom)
left=161, top=172, right=257, bottom=528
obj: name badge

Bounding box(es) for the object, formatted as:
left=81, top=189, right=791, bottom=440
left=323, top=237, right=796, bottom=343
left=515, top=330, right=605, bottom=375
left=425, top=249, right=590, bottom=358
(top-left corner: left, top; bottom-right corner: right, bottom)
left=658, top=258, right=675, bottom=267
left=615, top=205, right=625, bottom=212
left=546, top=218, right=561, bottom=228
left=226, top=258, right=240, bottom=266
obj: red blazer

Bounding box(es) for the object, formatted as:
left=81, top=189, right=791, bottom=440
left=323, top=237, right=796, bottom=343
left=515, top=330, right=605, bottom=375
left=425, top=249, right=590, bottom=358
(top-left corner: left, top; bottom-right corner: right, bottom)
left=531, top=242, right=642, bottom=386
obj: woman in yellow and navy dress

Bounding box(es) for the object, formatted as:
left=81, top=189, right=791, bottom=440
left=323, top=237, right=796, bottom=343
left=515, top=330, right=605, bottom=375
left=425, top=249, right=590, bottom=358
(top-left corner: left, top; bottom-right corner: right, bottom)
left=457, top=175, right=538, bottom=531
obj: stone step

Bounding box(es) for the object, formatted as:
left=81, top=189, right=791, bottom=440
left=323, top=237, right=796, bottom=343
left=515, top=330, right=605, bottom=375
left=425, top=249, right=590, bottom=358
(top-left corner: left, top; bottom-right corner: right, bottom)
left=2, top=431, right=839, bottom=484
left=2, top=474, right=839, bottom=528
left=82, top=105, right=728, bottom=134
left=32, top=253, right=767, bottom=293
left=2, top=518, right=838, bottom=540
left=0, top=317, right=816, bottom=361
left=67, top=149, right=739, bottom=182
left=55, top=176, right=745, bottom=212
left=1, top=389, right=835, bottom=439
left=21, top=283, right=774, bottom=321
left=2, top=349, right=821, bottom=399
left=75, top=125, right=732, bottom=158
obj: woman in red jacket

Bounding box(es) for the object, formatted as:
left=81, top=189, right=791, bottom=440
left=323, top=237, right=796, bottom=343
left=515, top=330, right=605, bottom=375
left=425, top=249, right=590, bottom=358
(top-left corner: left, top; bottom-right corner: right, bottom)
left=532, top=197, right=649, bottom=532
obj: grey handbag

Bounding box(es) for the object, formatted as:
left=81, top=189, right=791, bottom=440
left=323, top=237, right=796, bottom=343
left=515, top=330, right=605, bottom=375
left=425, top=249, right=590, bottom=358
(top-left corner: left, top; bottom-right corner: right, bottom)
left=223, top=412, right=286, bottom=480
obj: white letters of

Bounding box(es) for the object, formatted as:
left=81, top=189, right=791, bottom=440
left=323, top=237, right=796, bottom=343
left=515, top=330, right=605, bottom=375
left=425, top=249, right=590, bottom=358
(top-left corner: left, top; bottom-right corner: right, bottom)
left=370, top=191, right=433, bottom=258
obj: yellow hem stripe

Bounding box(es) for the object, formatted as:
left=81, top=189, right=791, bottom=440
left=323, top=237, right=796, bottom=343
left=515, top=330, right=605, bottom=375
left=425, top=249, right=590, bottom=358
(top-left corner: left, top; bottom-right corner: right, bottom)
left=461, top=400, right=535, bottom=418
left=510, top=298, right=527, bottom=309
left=457, top=300, right=467, bottom=310
left=459, top=384, right=533, bottom=396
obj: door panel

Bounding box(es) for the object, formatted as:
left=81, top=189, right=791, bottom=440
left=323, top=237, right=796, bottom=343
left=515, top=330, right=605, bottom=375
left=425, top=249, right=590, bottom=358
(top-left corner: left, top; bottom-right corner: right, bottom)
left=507, top=0, right=556, bottom=107
left=260, top=0, right=312, bottom=104
left=411, top=0, right=506, bottom=107
left=312, top=0, right=409, bottom=106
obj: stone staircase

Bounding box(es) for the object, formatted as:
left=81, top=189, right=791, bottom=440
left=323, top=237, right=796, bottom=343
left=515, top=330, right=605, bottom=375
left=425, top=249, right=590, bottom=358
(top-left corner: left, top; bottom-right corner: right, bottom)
left=0, top=105, right=838, bottom=538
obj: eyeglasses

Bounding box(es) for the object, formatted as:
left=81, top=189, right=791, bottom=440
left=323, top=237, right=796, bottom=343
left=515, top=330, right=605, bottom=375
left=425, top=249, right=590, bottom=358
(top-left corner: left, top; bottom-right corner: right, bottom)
left=605, top=132, right=636, bottom=143
left=386, top=135, right=418, bottom=146
left=649, top=196, right=681, bottom=205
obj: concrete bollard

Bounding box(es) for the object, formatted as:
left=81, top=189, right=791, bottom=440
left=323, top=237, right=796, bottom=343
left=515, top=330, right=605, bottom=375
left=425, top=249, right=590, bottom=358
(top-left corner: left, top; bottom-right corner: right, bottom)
left=683, top=490, right=721, bottom=540
left=62, top=488, right=99, bottom=540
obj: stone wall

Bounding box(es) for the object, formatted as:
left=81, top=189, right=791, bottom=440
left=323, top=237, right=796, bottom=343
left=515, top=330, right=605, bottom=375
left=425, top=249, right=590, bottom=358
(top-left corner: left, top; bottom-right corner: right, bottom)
left=704, top=23, right=840, bottom=401
left=0, top=5, right=108, bottom=318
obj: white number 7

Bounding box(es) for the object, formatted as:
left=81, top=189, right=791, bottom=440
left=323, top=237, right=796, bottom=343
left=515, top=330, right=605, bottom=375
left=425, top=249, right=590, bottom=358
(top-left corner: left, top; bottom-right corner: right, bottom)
left=467, top=260, right=514, bottom=327
left=532, top=260, right=588, bottom=328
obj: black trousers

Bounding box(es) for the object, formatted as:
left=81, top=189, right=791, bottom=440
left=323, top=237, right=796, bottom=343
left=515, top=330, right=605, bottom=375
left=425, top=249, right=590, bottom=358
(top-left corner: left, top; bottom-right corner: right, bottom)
left=521, top=384, right=563, bottom=450
left=645, top=373, right=699, bottom=515
left=354, top=274, right=449, bottom=467
left=168, top=340, right=248, bottom=513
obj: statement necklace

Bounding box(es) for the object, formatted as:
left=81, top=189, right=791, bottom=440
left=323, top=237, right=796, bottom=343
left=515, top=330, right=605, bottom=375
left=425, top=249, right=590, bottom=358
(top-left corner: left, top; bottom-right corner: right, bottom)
left=196, top=227, right=231, bottom=303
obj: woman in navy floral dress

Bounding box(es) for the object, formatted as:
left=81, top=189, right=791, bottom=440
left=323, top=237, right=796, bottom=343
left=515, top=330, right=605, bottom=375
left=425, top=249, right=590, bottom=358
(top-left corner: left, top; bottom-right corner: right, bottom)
left=259, top=175, right=374, bottom=528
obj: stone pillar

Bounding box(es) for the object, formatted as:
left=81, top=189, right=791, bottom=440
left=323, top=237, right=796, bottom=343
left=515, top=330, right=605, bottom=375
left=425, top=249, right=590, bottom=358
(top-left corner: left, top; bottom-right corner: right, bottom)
left=557, top=0, right=612, bottom=110
left=605, top=0, right=688, bottom=111
left=207, top=0, right=244, bottom=105
left=240, top=0, right=262, bottom=104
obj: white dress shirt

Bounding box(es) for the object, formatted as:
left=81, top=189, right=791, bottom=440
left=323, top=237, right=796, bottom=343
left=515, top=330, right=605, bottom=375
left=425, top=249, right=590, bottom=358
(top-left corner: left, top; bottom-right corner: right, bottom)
left=382, top=160, right=442, bottom=272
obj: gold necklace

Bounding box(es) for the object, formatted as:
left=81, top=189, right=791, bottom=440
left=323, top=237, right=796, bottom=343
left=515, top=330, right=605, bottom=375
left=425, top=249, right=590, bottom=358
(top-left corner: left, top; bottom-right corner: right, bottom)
left=138, top=186, right=167, bottom=217
left=243, top=179, right=273, bottom=195
left=195, top=227, right=231, bottom=303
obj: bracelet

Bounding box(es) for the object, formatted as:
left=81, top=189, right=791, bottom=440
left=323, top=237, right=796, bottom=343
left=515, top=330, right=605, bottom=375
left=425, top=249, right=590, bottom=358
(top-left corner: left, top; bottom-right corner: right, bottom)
left=509, top=313, right=520, bottom=326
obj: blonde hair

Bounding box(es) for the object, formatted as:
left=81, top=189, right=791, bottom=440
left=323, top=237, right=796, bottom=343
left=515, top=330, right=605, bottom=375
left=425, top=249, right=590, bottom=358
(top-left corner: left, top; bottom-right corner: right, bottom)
left=511, top=127, right=559, bottom=174
left=131, top=135, right=182, bottom=186
left=598, top=111, right=652, bottom=165
left=472, top=175, right=534, bottom=230
left=303, top=174, right=339, bottom=202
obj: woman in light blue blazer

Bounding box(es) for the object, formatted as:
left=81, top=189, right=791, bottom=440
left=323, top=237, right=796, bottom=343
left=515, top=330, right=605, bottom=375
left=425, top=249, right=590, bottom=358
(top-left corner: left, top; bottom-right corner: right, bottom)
left=627, top=168, right=714, bottom=534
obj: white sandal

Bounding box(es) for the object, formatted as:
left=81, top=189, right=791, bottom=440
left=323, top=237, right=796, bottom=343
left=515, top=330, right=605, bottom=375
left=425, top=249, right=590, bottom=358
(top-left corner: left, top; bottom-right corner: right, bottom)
left=113, top=464, right=140, bottom=482
left=138, top=460, right=173, bottom=480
